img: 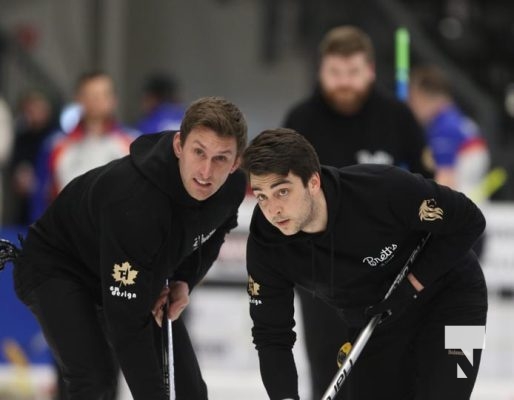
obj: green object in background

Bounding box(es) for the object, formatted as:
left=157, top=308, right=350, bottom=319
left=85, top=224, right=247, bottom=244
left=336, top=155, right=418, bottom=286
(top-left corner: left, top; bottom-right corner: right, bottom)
left=395, top=27, right=410, bottom=101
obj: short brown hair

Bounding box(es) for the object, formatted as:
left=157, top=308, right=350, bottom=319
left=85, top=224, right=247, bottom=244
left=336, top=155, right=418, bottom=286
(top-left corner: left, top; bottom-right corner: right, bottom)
left=242, top=128, right=320, bottom=186
left=319, top=25, right=375, bottom=63
left=180, top=96, right=247, bottom=155
left=75, top=70, right=113, bottom=93
left=410, top=65, right=452, bottom=97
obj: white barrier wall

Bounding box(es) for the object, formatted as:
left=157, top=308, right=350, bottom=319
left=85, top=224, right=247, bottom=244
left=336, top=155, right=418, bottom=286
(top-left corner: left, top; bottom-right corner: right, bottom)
left=481, top=203, right=514, bottom=291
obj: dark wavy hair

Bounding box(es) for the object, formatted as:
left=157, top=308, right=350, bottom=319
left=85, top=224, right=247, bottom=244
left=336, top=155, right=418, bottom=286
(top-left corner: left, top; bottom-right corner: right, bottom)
left=242, top=128, right=320, bottom=186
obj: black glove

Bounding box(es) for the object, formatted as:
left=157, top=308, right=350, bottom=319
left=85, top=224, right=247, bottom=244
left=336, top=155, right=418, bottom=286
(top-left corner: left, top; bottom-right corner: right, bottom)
left=365, top=279, right=420, bottom=324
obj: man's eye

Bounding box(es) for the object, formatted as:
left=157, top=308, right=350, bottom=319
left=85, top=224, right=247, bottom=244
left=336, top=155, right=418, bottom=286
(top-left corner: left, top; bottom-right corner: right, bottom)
left=278, top=189, right=288, bottom=196
left=214, top=155, right=228, bottom=163
left=256, top=194, right=266, bottom=202
left=194, top=148, right=204, bottom=156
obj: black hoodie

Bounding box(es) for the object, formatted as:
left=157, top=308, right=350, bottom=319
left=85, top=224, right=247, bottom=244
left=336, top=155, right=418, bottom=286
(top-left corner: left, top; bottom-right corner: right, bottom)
left=246, top=164, right=485, bottom=400
left=14, top=131, right=246, bottom=400
left=284, top=86, right=433, bottom=177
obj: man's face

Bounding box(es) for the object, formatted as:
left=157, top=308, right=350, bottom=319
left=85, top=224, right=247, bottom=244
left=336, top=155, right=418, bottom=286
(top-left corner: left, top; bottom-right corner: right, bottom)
left=76, top=76, right=117, bottom=120
left=408, top=86, right=432, bottom=125
left=319, top=53, right=375, bottom=114
left=23, top=96, right=51, bottom=129
left=173, top=127, right=240, bottom=201
left=250, top=172, right=319, bottom=236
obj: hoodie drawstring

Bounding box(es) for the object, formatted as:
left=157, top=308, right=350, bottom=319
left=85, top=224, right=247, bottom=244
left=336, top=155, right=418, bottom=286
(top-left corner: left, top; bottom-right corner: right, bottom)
left=310, top=240, right=316, bottom=298
left=330, top=232, right=335, bottom=299
left=309, top=234, right=335, bottom=299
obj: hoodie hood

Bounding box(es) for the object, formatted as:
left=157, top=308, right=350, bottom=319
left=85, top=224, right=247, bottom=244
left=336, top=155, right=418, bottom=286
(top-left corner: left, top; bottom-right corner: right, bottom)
left=129, top=131, right=201, bottom=207
left=130, top=130, right=247, bottom=211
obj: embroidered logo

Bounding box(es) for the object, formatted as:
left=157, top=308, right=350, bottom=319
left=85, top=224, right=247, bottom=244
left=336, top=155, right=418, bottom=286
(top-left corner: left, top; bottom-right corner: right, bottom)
left=110, top=286, right=137, bottom=300
left=362, top=244, right=397, bottom=267
left=419, top=198, right=444, bottom=221
left=247, top=275, right=261, bottom=297
left=112, top=262, right=138, bottom=286
left=193, top=229, right=216, bottom=250
left=356, top=150, right=394, bottom=165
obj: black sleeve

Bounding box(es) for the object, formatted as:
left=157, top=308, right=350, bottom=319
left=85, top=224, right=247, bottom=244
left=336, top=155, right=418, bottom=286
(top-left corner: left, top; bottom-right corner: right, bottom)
left=247, top=235, right=299, bottom=400
left=173, top=212, right=238, bottom=290
left=397, top=104, right=434, bottom=178
left=385, top=167, right=485, bottom=287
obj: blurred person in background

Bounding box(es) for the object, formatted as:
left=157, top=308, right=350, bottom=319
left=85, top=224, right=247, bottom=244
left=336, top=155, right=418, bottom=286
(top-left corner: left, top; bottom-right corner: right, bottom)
left=408, top=64, right=490, bottom=259
left=283, top=25, right=434, bottom=399
left=8, top=90, right=57, bottom=226
left=136, top=73, right=185, bottom=134
left=408, top=65, right=490, bottom=200
left=0, top=94, right=14, bottom=226
left=31, top=71, right=137, bottom=221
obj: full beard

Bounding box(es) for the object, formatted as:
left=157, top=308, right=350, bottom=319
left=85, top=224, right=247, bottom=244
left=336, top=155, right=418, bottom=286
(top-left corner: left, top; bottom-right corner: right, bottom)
left=323, top=86, right=371, bottom=115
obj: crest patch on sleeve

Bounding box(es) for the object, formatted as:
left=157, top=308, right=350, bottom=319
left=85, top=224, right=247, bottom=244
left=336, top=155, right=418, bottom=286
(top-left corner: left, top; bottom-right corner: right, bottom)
left=419, top=198, right=444, bottom=221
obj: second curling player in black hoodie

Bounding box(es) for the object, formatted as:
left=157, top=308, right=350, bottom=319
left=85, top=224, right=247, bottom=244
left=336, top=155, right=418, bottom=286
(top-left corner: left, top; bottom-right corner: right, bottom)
left=13, top=97, right=248, bottom=400
left=243, top=129, right=487, bottom=400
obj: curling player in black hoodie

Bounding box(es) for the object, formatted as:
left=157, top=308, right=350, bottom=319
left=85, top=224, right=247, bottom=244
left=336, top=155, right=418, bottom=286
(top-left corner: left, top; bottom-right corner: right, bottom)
left=13, top=97, right=248, bottom=400
left=242, top=128, right=487, bottom=400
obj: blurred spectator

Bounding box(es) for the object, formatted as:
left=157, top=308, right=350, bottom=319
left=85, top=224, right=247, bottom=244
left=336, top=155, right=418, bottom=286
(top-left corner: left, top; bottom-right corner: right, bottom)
left=409, top=65, right=490, bottom=199
left=0, top=95, right=14, bottom=225
left=31, top=70, right=137, bottom=222
left=8, top=90, right=57, bottom=226
left=283, top=25, right=434, bottom=399
left=136, top=73, right=185, bottom=134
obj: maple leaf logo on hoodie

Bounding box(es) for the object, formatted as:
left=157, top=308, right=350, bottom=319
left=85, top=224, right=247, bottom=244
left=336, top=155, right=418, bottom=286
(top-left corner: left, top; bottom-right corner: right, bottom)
left=112, top=262, right=139, bottom=286
left=247, top=275, right=261, bottom=296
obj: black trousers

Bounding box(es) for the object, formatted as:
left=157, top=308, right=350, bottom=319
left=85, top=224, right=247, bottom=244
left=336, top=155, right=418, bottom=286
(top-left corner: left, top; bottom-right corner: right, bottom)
left=298, top=266, right=488, bottom=400
left=19, top=278, right=207, bottom=400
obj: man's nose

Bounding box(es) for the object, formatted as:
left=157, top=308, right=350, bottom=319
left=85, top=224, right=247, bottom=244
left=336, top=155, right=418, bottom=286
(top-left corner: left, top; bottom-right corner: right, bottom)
left=336, top=73, right=352, bottom=87
left=199, top=159, right=213, bottom=179
left=267, top=200, right=282, bottom=217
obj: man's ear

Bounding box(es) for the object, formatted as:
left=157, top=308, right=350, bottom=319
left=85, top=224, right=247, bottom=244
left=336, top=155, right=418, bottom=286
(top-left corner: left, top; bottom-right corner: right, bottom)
left=309, top=172, right=321, bottom=193
left=230, top=156, right=241, bottom=173
left=172, top=132, right=182, bottom=158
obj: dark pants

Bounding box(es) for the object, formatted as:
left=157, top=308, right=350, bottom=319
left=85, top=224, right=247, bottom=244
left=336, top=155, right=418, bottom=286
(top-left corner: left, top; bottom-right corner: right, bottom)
left=299, top=265, right=488, bottom=400
left=21, top=278, right=207, bottom=400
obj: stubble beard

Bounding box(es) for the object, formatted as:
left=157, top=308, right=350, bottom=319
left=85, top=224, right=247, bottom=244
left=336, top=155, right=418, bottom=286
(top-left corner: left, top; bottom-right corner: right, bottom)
left=296, top=192, right=318, bottom=233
